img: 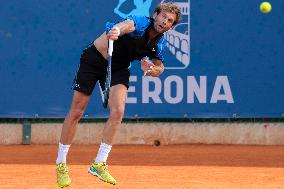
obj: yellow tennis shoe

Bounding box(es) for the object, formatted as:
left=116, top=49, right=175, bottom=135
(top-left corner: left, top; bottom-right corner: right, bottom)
left=88, top=162, right=116, bottom=185
left=56, top=163, right=71, bottom=188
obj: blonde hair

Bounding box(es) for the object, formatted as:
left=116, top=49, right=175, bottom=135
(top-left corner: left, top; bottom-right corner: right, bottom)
left=154, top=2, right=182, bottom=26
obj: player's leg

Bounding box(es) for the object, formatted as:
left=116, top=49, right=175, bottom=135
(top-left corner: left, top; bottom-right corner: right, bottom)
left=56, top=90, right=91, bottom=165
left=56, top=91, right=91, bottom=188
left=88, top=84, right=128, bottom=185
left=56, top=43, right=105, bottom=164
left=56, top=43, right=103, bottom=187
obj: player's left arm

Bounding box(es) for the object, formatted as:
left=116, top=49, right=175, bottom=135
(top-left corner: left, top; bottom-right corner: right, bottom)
left=147, top=58, right=164, bottom=77
left=146, top=36, right=166, bottom=77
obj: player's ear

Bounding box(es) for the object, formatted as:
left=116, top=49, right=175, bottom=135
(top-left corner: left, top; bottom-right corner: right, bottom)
left=153, top=12, right=157, bottom=19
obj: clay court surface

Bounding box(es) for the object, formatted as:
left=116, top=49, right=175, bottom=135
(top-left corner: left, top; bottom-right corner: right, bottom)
left=0, top=144, right=283, bottom=189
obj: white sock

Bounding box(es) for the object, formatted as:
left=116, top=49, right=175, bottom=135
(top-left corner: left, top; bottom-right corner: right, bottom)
left=56, top=143, right=71, bottom=165
left=95, top=142, right=112, bottom=163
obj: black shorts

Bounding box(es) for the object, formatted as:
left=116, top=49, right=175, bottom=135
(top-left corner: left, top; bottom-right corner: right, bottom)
left=72, top=44, right=130, bottom=95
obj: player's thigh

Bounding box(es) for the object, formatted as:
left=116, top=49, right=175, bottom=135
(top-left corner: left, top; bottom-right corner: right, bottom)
left=107, top=68, right=130, bottom=111
left=69, top=91, right=91, bottom=113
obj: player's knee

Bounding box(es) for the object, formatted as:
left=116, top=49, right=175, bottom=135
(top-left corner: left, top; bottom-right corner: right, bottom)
left=68, top=109, right=84, bottom=121
left=110, top=107, right=124, bottom=122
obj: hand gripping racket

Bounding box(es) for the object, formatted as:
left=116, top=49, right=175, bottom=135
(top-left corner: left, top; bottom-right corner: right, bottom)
left=103, top=40, right=114, bottom=109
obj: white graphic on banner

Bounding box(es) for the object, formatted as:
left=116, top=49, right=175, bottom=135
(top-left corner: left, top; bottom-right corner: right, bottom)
left=164, top=1, right=190, bottom=69
left=126, top=76, right=234, bottom=104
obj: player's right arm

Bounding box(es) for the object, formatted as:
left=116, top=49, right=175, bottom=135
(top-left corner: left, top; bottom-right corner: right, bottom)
left=106, top=15, right=150, bottom=40
left=107, top=19, right=135, bottom=40
left=94, top=17, right=137, bottom=59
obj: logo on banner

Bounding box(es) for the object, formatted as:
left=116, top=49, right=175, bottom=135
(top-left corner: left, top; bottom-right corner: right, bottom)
left=114, top=0, right=190, bottom=70
left=114, top=0, right=153, bottom=18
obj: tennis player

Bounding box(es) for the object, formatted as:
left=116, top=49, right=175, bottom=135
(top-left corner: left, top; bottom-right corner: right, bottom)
left=56, top=2, right=181, bottom=187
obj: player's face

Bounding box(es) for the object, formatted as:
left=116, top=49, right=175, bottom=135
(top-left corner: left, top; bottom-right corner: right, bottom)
left=153, top=11, right=176, bottom=33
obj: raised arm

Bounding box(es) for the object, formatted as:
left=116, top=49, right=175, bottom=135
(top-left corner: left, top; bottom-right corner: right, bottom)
left=107, top=19, right=135, bottom=40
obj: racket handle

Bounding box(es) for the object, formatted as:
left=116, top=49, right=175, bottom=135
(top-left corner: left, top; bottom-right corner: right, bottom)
left=108, top=40, right=114, bottom=56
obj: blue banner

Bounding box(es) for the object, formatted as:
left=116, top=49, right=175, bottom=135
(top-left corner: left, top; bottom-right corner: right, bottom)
left=0, top=0, right=283, bottom=118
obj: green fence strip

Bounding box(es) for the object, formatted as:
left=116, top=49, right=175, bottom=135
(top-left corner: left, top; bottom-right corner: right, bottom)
left=22, top=122, right=31, bottom=145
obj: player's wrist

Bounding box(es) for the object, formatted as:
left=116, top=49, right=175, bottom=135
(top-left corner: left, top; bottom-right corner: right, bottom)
left=113, top=26, right=120, bottom=36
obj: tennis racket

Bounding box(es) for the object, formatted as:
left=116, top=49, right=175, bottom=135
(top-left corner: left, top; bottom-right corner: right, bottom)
left=103, top=40, right=114, bottom=109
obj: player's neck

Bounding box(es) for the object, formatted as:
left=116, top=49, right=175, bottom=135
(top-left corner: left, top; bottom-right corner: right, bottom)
left=148, top=28, right=159, bottom=40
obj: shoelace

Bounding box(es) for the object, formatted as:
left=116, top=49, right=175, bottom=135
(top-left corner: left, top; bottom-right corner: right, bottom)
left=58, top=164, right=69, bottom=174
left=100, top=163, right=109, bottom=172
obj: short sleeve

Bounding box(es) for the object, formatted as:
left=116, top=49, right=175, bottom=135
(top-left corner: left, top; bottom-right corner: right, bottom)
left=125, top=15, right=149, bottom=32
left=105, top=15, right=150, bottom=36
